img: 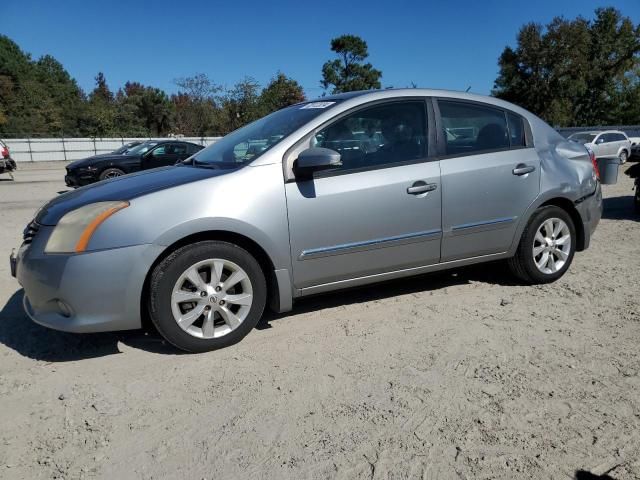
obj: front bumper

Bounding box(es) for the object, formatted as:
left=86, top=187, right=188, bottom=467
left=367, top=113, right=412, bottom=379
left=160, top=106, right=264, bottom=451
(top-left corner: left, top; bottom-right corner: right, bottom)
left=65, top=169, right=98, bottom=187
left=12, top=226, right=164, bottom=333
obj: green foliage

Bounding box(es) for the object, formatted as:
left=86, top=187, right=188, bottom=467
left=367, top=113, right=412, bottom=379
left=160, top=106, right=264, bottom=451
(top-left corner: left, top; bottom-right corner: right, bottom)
left=321, top=34, right=382, bottom=93
left=0, top=36, right=86, bottom=136
left=493, top=8, right=640, bottom=126
left=259, top=72, right=305, bottom=113
left=172, top=73, right=220, bottom=136
left=0, top=34, right=311, bottom=138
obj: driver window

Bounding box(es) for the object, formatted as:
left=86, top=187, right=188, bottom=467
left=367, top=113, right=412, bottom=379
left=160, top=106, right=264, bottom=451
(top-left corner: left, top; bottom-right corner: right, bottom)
left=151, top=145, right=167, bottom=156
left=312, top=101, right=427, bottom=172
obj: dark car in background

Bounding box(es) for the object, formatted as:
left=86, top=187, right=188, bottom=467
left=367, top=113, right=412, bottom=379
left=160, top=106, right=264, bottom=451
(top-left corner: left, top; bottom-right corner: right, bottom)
left=65, top=140, right=204, bottom=187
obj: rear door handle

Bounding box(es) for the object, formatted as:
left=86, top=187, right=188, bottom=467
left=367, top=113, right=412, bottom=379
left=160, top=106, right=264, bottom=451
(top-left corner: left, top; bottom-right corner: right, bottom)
left=512, top=164, right=535, bottom=176
left=407, top=182, right=437, bottom=195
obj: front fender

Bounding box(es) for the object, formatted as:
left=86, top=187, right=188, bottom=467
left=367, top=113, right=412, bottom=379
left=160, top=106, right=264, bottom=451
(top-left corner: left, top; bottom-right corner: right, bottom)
left=152, top=216, right=289, bottom=269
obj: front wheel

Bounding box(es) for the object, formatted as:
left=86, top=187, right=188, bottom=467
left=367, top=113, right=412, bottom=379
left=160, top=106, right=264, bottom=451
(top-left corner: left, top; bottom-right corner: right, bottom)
left=148, top=241, right=267, bottom=352
left=99, top=167, right=125, bottom=180
left=508, top=206, right=576, bottom=284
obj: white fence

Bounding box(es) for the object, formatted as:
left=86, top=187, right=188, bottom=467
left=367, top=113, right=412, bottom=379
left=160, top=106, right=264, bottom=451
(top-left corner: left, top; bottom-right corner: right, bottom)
left=5, top=137, right=222, bottom=162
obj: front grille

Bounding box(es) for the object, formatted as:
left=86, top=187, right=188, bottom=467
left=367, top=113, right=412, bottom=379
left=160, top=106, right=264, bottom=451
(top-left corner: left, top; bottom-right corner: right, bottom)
left=23, top=221, right=40, bottom=245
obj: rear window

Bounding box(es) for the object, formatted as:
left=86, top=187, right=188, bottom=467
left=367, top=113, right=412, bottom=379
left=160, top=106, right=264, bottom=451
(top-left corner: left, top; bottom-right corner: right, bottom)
left=507, top=112, right=526, bottom=147
left=569, top=133, right=597, bottom=144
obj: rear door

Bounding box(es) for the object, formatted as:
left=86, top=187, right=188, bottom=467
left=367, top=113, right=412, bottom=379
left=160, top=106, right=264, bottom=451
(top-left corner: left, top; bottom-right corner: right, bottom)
left=436, top=99, right=540, bottom=262
left=142, top=143, right=181, bottom=169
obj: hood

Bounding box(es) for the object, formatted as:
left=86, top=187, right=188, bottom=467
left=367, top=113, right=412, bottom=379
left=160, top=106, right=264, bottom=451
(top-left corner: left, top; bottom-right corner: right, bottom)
left=36, top=165, right=237, bottom=225
left=67, top=154, right=132, bottom=169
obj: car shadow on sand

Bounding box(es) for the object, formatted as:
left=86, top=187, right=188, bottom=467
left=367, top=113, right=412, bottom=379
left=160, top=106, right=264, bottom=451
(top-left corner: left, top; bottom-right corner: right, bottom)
left=258, top=261, right=519, bottom=328
left=602, top=195, right=639, bottom=221
left=1, top=262, right=516, bottom=360
left=574, top=470, right=616, bottom=479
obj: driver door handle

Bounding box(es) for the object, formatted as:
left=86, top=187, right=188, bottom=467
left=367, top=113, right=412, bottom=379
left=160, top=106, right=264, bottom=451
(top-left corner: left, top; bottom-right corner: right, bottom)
left=512, top=164, right=535, bottom=176
left=407, top=182, right=437, bottom=195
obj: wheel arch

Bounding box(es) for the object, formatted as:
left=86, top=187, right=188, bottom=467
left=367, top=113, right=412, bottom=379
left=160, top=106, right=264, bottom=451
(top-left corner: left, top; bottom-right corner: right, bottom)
left=510, top=194, right=587, bottom=256
left=538, top=197, right=586, bottom=251
left=140, top=230, right=289, bottom=330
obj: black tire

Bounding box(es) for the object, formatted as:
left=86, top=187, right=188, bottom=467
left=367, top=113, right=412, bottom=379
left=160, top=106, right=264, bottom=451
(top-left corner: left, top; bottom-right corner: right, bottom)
left=99, top=167, right=125, bottom=180
left=508, top=206, right=576, bottom=284
left=620, top=151, right=628, bottom=164
left=148, top=241, right=267, bottom=353
left=634, top=189, right=640, bottom=213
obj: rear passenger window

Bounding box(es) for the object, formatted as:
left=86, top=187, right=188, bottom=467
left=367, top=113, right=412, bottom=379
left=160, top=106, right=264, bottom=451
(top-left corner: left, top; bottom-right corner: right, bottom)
left=439, top=101, right=509, bottom=155
left=507, top=112, right=526, bottom=147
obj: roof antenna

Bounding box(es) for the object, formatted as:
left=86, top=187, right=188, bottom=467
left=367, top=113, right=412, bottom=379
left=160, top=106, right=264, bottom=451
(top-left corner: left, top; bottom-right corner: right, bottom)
left=465, top=86, right=471, bottom=92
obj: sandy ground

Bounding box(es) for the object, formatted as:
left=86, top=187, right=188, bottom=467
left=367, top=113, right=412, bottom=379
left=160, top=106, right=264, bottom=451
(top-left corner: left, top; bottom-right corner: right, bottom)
left=0, top=162, right=639, bottom=480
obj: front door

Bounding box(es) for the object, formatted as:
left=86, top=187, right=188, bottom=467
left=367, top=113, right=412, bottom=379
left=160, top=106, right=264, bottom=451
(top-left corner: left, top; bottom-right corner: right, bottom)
left=142, top=143, right=181, bottom=169
left=285, top=100, right=442, bottom=290
left=436, top=99, right=540, bottom=262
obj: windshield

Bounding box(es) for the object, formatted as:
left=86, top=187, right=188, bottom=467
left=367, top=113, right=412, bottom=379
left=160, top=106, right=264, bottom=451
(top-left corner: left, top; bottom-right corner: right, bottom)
left=112, top=143, right=138, bottom=154
left=190, top=101, right=340, bottom=167
left=568, top=133, right=597, bottom=144
left=126, top=141, right=158, bottom=155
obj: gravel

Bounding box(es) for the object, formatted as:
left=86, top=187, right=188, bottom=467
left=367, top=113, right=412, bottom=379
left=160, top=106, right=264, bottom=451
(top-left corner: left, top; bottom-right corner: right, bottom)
left=0, top=162, right=638, bottom=479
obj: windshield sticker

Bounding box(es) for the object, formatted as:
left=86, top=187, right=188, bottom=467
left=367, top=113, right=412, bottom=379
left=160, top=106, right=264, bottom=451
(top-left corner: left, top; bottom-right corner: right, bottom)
left=300, top=101, right=336, bottom=109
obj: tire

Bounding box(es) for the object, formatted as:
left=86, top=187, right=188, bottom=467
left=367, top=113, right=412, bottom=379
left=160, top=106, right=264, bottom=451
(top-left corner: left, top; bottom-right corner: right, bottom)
left=508, top=206, right=576, bottom=284
left=99, top=167, right=125, bottom=180
left=619, top=151, right=628, bottom=164
left=148, top=241, right=267, bottom=353
left=634, top=189, right=640, bottom=213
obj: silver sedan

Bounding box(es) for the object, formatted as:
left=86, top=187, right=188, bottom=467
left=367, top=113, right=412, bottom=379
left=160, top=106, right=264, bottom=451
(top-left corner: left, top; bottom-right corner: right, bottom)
left=11, top=89, right=602, bottom=352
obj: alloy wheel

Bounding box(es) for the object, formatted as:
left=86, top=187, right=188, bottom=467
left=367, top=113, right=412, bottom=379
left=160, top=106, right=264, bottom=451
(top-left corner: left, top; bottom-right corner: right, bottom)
left=170, top=258, right=253, bottom=339
left=532, top=218, right=572, bottom=274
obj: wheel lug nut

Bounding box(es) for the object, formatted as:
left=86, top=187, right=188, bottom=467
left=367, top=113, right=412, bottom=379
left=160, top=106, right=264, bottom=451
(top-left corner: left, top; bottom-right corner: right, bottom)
left=215, top=286, right=222, bottom=292
left=200, top=291, right=207, bottom=297
left=219, top=300, right=225, bottom=306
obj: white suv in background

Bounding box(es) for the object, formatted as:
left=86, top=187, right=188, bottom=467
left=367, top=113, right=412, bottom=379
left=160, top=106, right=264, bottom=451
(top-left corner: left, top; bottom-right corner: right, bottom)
left=568, top=130, right=632, bottom=164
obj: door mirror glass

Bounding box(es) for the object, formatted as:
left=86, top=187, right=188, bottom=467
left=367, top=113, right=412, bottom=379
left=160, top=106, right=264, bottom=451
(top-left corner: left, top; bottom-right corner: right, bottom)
left=596, top=137, right=605, bottom=144
left=294, top=147, right=342, bottom=178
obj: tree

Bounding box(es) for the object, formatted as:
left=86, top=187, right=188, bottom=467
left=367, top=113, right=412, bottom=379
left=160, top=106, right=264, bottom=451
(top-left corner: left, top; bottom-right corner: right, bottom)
left=218, top=77, right=261, bottom=132
left=493, top=8, right=640, bottom=126
left=172, top=73, right=220, bottom=135
left=321, top=35, right=382, bottom=93
left=259, top=72, right=305, bottom=113
left=85, top=72, right=117, bottom=136
left=0, top=36, right=86, bottom=136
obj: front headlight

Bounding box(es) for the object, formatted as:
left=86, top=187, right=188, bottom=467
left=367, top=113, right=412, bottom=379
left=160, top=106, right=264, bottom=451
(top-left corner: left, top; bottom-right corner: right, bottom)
left=45, top=201, right=129, bottom=253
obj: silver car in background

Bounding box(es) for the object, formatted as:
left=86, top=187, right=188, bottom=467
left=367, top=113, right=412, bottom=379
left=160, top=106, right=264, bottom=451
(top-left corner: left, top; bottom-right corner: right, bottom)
left=10, top=89, right=602, bottom=352
left=568, top=130, right=632, bottom=164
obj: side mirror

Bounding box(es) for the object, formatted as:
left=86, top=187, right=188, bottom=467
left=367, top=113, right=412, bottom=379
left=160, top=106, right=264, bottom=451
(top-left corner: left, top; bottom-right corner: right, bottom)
left=294, top=147, right=342, bottom=178
left=596, top=138, right=605, bottom=144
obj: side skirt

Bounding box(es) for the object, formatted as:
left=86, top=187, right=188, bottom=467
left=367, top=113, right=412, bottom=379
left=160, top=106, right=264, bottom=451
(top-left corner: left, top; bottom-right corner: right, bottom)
left=296, top=251, right=510, bottom=298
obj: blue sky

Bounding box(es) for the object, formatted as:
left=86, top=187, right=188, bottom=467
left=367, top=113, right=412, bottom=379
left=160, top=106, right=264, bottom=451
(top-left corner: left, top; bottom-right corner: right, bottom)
left=2, top=0, right=638, bottom=98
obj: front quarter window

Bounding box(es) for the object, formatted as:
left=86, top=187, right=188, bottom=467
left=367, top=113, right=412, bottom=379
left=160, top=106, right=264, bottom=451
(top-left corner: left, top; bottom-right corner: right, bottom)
left=189, top=102, right=340, bottom=168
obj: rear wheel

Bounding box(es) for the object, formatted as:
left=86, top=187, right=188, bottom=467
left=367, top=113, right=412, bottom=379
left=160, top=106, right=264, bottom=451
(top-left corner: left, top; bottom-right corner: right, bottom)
left=619, top=151, right=628, bottom=164
left=148, top=241, right=267, bottom=353
left=99, top=167, right=125, bottom=180
left=508, top=206, right=576, bottom=284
